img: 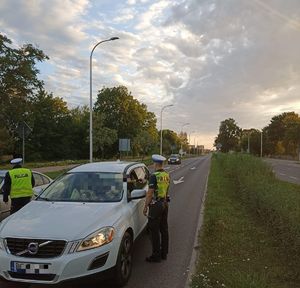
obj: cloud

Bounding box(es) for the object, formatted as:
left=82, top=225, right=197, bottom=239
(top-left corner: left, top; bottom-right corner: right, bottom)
left=1, top=0, right=300, bottom=148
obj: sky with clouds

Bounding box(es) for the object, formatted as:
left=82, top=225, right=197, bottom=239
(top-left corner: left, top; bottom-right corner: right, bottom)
left=1, top=0, right=300, bottom=148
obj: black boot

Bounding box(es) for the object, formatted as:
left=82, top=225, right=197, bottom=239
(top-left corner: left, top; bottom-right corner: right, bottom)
left=145, top=255, right=161, bottom=263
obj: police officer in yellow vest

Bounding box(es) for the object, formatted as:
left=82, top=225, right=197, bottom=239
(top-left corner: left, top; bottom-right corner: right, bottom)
left=143, top=154, right=170, bottom=262
left=3, top=158, right=35, bottom=214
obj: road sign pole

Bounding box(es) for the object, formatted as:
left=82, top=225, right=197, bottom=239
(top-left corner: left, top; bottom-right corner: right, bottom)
left=22, top=124, right=25, bottom=165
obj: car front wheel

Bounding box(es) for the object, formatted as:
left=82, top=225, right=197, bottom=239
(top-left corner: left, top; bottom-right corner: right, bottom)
left=114, top=231, right=133, bottom=287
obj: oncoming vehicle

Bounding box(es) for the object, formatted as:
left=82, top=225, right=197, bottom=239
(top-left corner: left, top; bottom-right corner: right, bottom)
left=0, top=161, right=149, bottom=286
left=0, top=170, right=53, bottom=221
left=168, top=154, right=181, bottom=165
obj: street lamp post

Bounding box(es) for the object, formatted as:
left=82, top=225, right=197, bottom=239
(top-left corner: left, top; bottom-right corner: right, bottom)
left=180, top=122, right=190, bottom=153
left=247, top=132, right=250, bottom=153
left=260, top=130, right=263, bottom=158
left=89, top=37, right=119, bottom=163
left=189, top=130, right=195, bottom=155
left=160, top=104, right=174, bottom=155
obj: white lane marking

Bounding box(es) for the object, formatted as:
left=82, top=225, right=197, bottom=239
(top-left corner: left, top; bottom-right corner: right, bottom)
left=279, top=173, right=286, bottom=176
left=289, top=176, right=298, bottom=180
left=190, top=167, right=196, bottom=170
left=173, top=176, right=184, bottom=185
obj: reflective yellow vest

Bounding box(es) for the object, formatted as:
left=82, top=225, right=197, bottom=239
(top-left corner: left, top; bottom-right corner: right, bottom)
left=9, top=168, right=33, bottom=199
left=154, top=171, right=170, bottom=198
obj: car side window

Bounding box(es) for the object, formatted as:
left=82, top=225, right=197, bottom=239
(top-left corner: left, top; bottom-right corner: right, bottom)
left=127, top=166, right=148, bottom=195
left=143, top=167, right=150, bottom=181
left=41, top=175, right=50, bottom=185
left=33, top=173, right=44, bottom=187
left=133, top=167, right=147, bottom=189
left=127, top=170, right=138, bottom=193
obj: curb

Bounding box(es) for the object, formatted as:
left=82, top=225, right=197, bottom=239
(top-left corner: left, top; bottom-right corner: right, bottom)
left=184, top=160, right=210, bottom=288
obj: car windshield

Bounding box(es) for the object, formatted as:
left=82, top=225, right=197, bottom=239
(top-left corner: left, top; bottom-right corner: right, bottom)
left=170, top=154, right=179, bottom=157
left=38, top=172, right=124, bottom=203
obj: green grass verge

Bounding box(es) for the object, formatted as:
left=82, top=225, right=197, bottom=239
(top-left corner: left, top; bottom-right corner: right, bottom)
left=191, top=153, right=300, bottom=288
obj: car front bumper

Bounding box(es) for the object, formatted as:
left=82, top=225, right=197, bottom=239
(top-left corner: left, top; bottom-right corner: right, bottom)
left=168, top=160, right=180, bottom=164
left=0, top=239, right=120, bottom=284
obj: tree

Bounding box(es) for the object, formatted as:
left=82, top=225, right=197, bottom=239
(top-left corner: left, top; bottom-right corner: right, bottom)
left=0, top=124, right=13, bottom=159
left=160, top=129, right=181, bottom=155
left=240, top=128, right=261, bottom=155
left=0, top=33, right=48, bottom=153
left=178, top=131, right=189, bottom=152
left=68, top=106, right=89, bottom=159
left=132, top=130, right=158, bottom=157
left=26, top=91, right=71, bottom=160
left=215, top=118, right=242, bottom=152
left=264, top=112, right=300, bottom=157
left=93, top=112, right=118, bottom=159
left=94, top=86, right=158, bottom=157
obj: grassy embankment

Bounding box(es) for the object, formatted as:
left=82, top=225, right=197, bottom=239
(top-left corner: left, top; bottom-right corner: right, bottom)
left=191, top=153, right=300, bottom=288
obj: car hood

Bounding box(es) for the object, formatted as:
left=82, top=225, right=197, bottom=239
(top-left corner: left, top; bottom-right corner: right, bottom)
left=0, top=201, right=123, bottom=241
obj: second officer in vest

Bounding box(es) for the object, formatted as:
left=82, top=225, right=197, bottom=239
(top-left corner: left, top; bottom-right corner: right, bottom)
left=2, top=158, right=35, bottom=214
left=143, top=154, right=170, bottom=262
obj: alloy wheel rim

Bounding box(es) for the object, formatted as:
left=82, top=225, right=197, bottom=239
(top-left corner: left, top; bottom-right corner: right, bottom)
left=120, top=237, right=132, bottom=279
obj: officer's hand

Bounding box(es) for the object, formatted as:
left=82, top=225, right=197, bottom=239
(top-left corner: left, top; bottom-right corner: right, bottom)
left=143, top=206, right=148, bottom=216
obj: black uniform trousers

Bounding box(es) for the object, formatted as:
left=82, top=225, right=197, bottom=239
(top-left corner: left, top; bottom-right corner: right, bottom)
left=10, top=197, right=31, bottom=214
left=148, top=200, right=169, bottom=259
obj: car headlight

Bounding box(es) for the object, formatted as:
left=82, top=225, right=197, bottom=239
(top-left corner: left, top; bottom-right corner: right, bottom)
left=77, top=227, right=114, bottom=252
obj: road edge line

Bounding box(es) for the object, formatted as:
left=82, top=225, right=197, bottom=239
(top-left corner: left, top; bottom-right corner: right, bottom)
left=184, top=158, right=211, bottom=288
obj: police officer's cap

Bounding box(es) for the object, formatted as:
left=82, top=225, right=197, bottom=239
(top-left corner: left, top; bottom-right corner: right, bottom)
left=10, top=158, right=23, bottom=165
left=152, top=154, right=166, bottom=163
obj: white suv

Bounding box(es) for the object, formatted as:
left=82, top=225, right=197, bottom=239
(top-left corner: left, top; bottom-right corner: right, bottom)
left=0, top=161, right=149, bottom=286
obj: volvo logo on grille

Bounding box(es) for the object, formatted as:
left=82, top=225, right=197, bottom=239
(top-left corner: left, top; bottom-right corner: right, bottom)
left=28, top=242, right=39, bottom=255
left=16, top=240, right=53, bottom=256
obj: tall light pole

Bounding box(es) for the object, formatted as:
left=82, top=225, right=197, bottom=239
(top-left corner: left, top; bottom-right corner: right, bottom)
left=160, top=104, right=174, bottom=155
left=89, top=37, right=119, bottom=163
left=180, top=122, right=190, bottom=153
left=260, top=130, right=263, bottom=158
left=189, top=130, right=195, bottom=155
left=247, top=132, right=250, bottom=154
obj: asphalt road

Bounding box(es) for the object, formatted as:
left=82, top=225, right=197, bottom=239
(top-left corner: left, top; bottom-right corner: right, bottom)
left=0, top=156, right=211, bottom=288
left=264, top=158, right=300, bottom=185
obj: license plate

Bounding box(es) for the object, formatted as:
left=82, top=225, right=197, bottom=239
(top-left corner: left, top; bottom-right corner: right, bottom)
left=10, top=261, right=51, bottom=274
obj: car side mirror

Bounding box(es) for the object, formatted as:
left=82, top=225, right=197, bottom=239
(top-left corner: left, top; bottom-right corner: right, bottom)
left=129, top=189, right=146, bottom=201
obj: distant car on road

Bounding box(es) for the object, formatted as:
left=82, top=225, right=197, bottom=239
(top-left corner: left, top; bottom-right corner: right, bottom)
left=0, top=161, right=149, bottom=286
left=0, top=170, right=52, bottom=221
left=168, top=154, right=181, bottom=165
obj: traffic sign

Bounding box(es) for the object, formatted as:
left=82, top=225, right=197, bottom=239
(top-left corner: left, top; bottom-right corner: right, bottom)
left=119, top=139, right=131, bottom=152
left=216, top=143, right=222, bottom=149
